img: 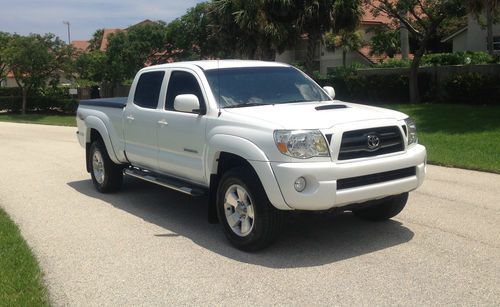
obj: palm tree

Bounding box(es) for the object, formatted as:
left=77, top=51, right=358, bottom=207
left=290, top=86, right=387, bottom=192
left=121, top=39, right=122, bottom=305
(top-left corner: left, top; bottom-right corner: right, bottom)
left=467, top=0, right=499, bottom=54
left=324, top=29, right=364, bottom=67
left=211, top=0, right=361, bottom=69
left=296, top=0, right=362, bottom=73
left=210, top=0, right=299, bottom=60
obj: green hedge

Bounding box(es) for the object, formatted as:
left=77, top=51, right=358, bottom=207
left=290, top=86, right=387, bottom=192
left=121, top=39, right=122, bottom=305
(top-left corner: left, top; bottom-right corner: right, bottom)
left=317, top=71, right=433, bottom=104
left=318, top=68, right=499, bottom=105
left=421, top=51, right=494, bottom=66
left=0, top=87, right=78, bottom=113
left=443, top=72, right=500, bottom=105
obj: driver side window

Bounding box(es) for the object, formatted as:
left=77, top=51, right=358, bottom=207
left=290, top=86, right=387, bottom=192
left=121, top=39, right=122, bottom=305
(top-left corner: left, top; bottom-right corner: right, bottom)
left=165, top=71, right=205, bottom=112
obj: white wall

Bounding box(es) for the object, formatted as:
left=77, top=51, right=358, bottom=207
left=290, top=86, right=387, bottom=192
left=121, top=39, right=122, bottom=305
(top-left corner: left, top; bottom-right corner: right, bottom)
left=453, top=31, right=468, bottom=52
left=465, top=14, right=500, bottom=51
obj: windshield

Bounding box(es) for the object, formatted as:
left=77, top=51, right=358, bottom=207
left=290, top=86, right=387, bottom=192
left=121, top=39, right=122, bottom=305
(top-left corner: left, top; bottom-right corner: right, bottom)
left=204, top=67, right=331, bottom=108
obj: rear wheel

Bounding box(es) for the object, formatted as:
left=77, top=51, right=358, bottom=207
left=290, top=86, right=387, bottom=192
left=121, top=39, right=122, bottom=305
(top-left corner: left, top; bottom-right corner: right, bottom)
left=353, top=193, right=409, bottom=221
left=217, top=167, right=283, bottom=251
left=89, top=140, right=123, bottom=193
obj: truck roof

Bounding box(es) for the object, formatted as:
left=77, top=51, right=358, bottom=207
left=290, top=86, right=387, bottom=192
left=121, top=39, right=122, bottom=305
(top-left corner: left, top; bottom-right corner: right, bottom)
left=140, top=60, right=291, bottom=72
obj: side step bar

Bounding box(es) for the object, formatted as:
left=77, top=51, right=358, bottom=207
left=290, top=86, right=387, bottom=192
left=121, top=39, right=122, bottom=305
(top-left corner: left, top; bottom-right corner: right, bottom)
left=123, top=167, right=207, bottom=197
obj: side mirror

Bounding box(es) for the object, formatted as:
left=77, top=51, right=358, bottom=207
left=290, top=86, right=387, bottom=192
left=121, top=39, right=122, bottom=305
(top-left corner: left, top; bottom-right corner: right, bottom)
left=173, top=94, right=203, bottom=114
left=323, top=86, right=335, bottom=100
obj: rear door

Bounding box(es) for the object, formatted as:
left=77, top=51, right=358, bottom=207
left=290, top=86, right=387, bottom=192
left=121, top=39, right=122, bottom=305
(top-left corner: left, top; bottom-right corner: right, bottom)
left=123, top=70, right=165, bottom=169
left=156, top=69, right=208, bottom=184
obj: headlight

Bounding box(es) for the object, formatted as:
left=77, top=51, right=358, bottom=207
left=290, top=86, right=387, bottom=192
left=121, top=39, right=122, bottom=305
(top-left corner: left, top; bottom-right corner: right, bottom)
left=274, top=130, right=330, bottom=159
left=404, top=117, right=418, bottom=145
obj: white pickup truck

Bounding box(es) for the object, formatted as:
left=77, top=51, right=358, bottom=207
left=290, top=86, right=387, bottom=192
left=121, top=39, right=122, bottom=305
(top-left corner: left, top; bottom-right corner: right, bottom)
left=77, top=60, right=426, bottom=250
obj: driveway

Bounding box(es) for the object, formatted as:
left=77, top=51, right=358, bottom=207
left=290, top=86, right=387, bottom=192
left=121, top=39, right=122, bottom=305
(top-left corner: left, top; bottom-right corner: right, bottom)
left=0, top=122, right=499, bottom=306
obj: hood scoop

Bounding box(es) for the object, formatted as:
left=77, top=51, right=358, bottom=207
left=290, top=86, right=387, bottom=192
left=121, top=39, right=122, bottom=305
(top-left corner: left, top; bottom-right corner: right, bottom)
left=315, top=104, right=348, bottom=111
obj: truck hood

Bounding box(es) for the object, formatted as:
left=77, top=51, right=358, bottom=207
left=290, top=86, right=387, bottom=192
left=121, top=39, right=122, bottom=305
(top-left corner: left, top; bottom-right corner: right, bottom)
left=222, top=101, right=408, bottom=129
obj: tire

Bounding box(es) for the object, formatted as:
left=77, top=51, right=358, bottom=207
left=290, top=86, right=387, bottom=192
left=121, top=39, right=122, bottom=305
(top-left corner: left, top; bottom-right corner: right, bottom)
left=89, top=140, right=123, bottom=193
left=216, top=167, right=283, bottom=251
left=353, top=193, right=409, bottom=221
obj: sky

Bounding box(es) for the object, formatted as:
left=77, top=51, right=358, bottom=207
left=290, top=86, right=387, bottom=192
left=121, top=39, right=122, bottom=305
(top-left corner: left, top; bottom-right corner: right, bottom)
left=0, top=0, right=206, bottom=42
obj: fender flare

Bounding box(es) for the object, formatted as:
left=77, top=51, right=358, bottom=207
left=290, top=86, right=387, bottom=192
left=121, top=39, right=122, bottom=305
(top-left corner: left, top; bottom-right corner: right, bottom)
left=206, top=134, right=290, bottom=211
left=84, top=116, right=121, bottom=164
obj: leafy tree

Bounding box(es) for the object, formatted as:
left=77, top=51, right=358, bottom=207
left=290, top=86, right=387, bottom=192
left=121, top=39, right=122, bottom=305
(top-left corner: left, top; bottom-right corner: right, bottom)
left=165, top=2, right=230, bottom=60
left=4, top=34, right=74, bottom=114
left=0, top=32, right=11, bottom=85
left=75, top=50, right=107, bottom=83
left=366, top=0, right=466, bottom=103
left=467, top=0, right=500, bottom=54
left=324, top=29, right=364, bottom=67
left=370, top=28, right=401, bottom=58
left=105, top=21, right=168, bottom=84
left=87, top=29, right=104, bottom=51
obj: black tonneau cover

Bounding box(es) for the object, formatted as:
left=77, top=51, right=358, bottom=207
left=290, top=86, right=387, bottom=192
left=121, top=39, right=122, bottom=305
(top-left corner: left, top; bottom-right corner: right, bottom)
left=79, top=97, right=127, bottom=109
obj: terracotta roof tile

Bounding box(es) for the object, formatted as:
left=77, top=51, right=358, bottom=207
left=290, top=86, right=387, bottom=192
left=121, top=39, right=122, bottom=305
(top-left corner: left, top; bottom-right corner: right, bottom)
left=100, top=28, right=123, bottom=51
left=71, top=40, right=90, bottom=51
left=361, top=2, right=394, bottom=25
left=358, top=46, right=414, bottom=64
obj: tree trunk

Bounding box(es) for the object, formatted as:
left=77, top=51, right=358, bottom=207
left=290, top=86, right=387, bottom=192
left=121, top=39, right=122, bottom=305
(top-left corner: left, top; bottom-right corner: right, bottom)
left=306, top=34, right=318, bottom=74
left=400, top=24, right=409, bottom=60
left=342, top=49, right=347, bottom=67
left=486, top=1, right=493, bottom=55
left=409, top=49, right=424, bottom=104
left=21, top=88, right=27, bottom=115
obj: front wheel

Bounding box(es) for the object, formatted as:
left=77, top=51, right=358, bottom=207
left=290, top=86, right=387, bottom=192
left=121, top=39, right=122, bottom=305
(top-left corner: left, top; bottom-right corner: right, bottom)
left=353, top=193, right=409, bottom=221
left=89, top=140, right=123, bottom=193
left=217, top=167, right=283, bottom=251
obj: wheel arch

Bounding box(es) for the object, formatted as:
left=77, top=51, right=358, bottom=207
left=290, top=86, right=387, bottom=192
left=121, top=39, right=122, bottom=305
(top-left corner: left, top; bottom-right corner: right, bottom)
left=84, top=116, right=121, bottom=171
left=206, top=135, right=290, bottom=223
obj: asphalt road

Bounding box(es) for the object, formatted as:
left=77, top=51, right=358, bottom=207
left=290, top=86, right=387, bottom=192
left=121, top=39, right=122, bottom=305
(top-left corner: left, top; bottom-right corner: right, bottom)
left=0, top=122, right=499, bottom=306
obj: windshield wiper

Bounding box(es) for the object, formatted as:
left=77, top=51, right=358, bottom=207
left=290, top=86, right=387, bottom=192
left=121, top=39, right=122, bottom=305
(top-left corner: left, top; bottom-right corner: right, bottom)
left=223, top=102, right=268, bottom=109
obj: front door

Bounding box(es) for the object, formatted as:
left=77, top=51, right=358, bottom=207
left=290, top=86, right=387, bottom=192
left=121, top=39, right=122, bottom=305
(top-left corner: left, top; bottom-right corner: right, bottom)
left=157, top=70, right=207, bottom=184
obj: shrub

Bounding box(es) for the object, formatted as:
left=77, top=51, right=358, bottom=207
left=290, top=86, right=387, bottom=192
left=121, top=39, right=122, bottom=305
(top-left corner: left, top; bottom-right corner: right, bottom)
left=443, top=73, right=500, bottom=105
left=374, top=58, right=412, bottom=68
left=317, top=71, right=433, bottom=104
left=422, top=51, right=493, bottom=66
left=0, top=96, right=22, bottom=112
left=0, top=86, right=76, bottom=113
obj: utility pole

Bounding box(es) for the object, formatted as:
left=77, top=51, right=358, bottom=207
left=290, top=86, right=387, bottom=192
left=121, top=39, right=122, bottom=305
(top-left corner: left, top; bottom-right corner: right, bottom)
left=62, top=21, right=71, bottom=44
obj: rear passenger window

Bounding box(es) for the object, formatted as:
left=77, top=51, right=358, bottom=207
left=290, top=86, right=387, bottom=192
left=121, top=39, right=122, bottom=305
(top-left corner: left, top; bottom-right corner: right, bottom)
left=165, top=71, right=205, bottom=111
left=133, top=71, right=165, bottom=109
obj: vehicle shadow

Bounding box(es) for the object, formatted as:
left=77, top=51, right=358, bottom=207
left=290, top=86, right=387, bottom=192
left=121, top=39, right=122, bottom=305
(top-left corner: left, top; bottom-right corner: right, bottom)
left=67, top=177, right=414, bottom=269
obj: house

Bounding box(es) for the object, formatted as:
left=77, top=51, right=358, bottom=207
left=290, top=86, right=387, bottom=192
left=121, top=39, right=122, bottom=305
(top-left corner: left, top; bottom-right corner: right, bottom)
left=71, top=20, right=155, bottom=52
left=71, top=28, right=123, bottom=52
left=442, top=14, right=500, bottom=53
left=276, top=7, right=407, bottom=75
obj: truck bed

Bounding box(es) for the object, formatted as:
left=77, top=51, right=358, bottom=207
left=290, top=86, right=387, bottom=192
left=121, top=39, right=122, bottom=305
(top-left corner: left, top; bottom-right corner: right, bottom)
left=79, top=97, right=127, bottom=109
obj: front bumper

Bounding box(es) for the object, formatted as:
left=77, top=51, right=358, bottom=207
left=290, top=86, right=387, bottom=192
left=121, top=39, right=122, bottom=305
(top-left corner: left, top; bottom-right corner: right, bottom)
left=270, top=144, right=426, bottom=210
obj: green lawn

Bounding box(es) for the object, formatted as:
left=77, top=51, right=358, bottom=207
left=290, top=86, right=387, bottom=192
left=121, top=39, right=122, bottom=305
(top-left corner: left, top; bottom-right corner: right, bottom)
left=384, top=104, right=500, bottom=174
left=0, top=208, right=49, bottom=306
left=0, top=113, right=76, bottom=126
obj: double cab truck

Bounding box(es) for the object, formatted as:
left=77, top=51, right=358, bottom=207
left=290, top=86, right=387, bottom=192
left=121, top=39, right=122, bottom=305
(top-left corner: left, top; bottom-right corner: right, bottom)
left=77, top=60, right=426, bottom=250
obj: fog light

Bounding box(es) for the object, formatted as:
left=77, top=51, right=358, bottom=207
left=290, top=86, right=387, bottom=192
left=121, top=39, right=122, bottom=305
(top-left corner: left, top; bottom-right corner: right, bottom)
left=294, top=177, right=306, bottom=192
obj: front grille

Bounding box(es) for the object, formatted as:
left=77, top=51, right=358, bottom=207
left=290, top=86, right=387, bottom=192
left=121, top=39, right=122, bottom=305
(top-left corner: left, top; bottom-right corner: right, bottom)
left=338, top=126, right=404, bottom=160
left=337, top=167, right=416, bottom=190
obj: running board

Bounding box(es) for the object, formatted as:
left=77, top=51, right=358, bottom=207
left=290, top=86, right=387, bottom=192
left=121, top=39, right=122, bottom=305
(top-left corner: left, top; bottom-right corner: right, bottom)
left=123, top=168, right=207, bottom=197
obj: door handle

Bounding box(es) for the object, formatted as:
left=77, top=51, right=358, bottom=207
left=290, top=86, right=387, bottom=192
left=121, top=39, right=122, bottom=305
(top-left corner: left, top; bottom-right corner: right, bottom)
left=157, top=119, right=168, bottom=126
left=126, top=115, right=135, bottom=121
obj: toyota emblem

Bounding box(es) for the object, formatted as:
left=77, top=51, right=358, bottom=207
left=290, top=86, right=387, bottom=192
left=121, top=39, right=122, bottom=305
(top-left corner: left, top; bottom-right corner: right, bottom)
left=367, top=134, right=380, bottom=150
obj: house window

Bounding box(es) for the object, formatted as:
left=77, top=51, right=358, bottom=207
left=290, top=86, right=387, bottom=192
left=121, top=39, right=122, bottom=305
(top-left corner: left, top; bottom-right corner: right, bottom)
left=494, top=36, right=500, bottom=51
